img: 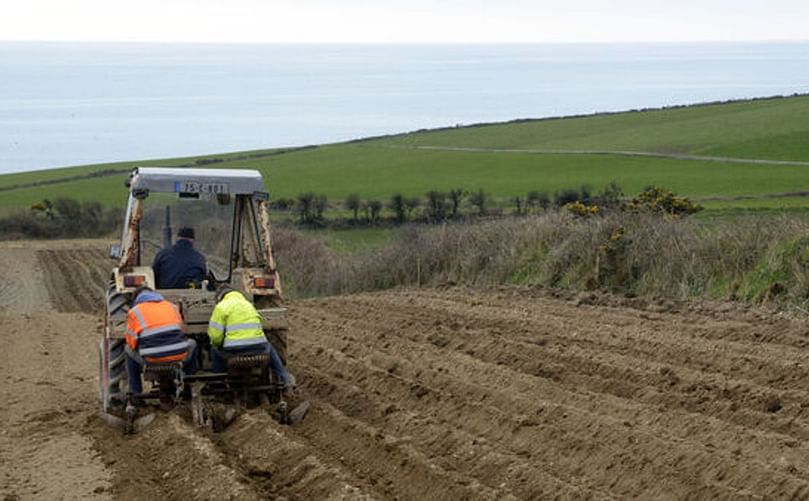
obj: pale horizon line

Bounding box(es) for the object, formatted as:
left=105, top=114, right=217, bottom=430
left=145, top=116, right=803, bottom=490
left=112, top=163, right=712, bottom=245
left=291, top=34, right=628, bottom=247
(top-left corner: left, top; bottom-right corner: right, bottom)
left=2, top=38, right=809, bottom=46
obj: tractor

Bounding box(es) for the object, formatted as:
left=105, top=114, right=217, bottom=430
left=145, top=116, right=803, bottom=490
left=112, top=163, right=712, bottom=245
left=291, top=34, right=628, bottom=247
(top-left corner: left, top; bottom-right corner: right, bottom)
left=99, top=167, right=307, bottom=433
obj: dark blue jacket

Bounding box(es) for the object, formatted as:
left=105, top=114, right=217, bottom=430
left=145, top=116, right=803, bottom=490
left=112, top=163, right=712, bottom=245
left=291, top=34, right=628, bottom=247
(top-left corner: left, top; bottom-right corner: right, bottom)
left=152, top=239, right=207, bottom=289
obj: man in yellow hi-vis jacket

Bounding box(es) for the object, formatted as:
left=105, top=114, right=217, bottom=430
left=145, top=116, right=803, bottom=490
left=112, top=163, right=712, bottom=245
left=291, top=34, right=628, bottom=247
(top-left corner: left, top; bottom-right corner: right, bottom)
left=207, top=284, right=291, bottom=388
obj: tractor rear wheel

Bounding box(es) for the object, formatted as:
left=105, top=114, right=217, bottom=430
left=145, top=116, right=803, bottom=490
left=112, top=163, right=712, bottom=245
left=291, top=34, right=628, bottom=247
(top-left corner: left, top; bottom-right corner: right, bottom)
left=100, top=283, right=130, bottom=410
left=99, top=338, right=126, bottom=401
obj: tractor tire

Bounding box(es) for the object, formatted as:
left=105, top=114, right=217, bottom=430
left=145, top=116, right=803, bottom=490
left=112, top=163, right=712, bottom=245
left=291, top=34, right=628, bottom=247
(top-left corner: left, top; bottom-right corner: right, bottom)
left=99, top=338, right=127, bottom=400
left=265, top=328, right=288, bottom=366
left=100, top=283, right=130, bottom=409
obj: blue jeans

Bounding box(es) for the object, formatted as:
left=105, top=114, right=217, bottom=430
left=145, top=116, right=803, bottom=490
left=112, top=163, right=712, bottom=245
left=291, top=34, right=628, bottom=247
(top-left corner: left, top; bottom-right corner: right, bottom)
left=211, top=343, right=289, bottom=384
left=125, top=338, right=198, bottom=394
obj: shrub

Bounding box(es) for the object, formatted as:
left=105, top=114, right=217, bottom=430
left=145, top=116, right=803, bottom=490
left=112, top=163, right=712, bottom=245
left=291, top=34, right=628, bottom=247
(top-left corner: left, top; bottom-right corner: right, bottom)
left=345, top=193, right=361, bottom=222
left=271, top=211, right=809, bottom=307
left=627, top=186, right=702, bottom=217
left=425, top=191, right=448, bottom=222
left=469, top=189, right=487, bottom=216
left=270, top=197, right=296, bottom=211
left=564, top=201, right=600, bottom=217
left=368, top=200, right=383, bottom=223
left=594, top=181, right=624, bottom=209
left=595, top=227, right=636, bottom=291
left=579, top=184, right=593, bottom=204
left=296, top=192, right=315, bottom=225
left=526, top=191, right=550, bottom=212
left=0, top=198, right=121, bottom=240
left=554, top=188, right=580, bottom=207
left=513, top=195, right=525, bottom=215
left=404, top=197, right=421, bottom=220
left=447, top=189, right=466, bottom=218
left=388, top=193, right=406, bottom=224
left=313, top=194, right=328, bottom=222
left=54, top=198, right=82, bottom=220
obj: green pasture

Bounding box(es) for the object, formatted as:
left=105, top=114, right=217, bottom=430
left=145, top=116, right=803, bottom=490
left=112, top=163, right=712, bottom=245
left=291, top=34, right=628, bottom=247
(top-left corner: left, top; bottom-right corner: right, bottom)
left=6, top=146, right=809, bottom=209
left=376, top=95, right=809, bottom=161
left=700, top=196, right=809, bottom=211
left=2, top=95, right=809, bottom=213
left=303, top=227, right=396, bottom=254
left=0, top=147, right=286, bottom=191
left=255, top=146, right=809, bottom=200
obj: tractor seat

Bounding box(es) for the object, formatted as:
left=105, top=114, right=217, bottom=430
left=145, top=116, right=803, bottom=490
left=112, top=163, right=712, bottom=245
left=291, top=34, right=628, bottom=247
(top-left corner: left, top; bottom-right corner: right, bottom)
left=227, top=353, right=270, bottom=369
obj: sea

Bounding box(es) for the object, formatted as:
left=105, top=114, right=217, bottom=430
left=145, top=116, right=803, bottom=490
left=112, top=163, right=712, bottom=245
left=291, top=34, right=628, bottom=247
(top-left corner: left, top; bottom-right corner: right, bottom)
left=1, top=42, right=809, bottom=174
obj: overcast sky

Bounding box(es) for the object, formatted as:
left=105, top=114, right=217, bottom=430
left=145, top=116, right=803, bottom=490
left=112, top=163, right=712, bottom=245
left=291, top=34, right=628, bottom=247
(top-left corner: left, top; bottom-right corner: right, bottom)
left=3, top=0, right=809, bottom=44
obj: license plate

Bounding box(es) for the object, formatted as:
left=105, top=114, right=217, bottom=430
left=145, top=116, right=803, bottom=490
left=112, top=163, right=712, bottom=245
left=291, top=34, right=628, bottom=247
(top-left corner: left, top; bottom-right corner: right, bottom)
left=175, top=181, right=229, bottom=194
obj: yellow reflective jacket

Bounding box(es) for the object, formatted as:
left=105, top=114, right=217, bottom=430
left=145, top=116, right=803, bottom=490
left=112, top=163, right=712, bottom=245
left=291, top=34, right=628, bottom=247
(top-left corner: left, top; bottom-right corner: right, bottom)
left=207, top=291, right=268, bottom=349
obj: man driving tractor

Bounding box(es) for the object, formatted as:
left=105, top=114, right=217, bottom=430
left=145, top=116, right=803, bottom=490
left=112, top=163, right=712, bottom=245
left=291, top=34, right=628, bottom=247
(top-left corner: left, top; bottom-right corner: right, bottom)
left=152, top=226, right=207, bottom=289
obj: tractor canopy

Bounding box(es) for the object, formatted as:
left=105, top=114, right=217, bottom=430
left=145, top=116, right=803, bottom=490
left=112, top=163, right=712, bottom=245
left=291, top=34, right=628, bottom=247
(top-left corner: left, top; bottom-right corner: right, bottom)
left=128, top=167, right=266, bottom=196
left=115, top=167, right=280, bottom=298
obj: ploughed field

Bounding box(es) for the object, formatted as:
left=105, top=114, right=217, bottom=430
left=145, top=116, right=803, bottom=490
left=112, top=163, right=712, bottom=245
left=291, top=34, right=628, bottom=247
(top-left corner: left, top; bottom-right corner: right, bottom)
left=3, top=240, right=809, bottom=499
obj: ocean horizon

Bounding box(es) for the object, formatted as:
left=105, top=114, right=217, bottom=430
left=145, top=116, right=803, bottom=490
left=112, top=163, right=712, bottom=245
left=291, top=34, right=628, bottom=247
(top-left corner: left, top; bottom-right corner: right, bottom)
left=2, top=41, right=809, bottom=174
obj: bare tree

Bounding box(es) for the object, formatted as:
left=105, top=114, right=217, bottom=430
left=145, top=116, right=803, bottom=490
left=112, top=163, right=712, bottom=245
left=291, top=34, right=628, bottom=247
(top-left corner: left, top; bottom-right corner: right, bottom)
left=296, top=192, right=315, bottom=224
left=388, top=193, right=407, bottom=224
left=447, top=188, right=466, bottom=218
left=426, top=191, right=448, bottom=222
left=368, top=200, right=383, bottom=223
left=313, top=194, right=328, bottom=222
left=404, top=196, right=421, bottom=221
left=344, top=193, right=361, bottom=223
left=512, top=195, right=524, bottom=216
left=469, top=189, right=487, bottom=216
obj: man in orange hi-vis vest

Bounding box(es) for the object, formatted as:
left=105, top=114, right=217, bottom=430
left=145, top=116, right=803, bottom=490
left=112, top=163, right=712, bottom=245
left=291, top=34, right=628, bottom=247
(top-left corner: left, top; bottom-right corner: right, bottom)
left=125, top=286, right=197, bottom=394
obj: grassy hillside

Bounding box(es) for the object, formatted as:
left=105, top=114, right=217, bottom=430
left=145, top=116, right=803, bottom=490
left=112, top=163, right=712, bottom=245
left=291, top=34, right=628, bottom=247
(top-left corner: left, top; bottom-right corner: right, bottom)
left=377, top=95, right=809, bottom=161
left=1, top=95, right=808, bottom=212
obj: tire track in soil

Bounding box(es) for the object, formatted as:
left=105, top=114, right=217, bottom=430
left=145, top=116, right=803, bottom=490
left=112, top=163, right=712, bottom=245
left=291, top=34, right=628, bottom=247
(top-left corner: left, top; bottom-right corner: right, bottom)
left=90, top=414, right=268, bottom=501
left=36, top=247, right=109, bottom=313
left=0, top=241, right=53, bottom=314
left=0, top=312, right=111, bottom=500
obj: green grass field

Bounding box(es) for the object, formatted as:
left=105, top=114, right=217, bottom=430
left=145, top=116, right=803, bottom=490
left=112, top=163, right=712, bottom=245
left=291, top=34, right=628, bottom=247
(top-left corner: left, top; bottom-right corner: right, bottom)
left=376, top=95, right=809, bottom=161
left=302, top=227, right=396, bottom=254
left=2, top=95, right=809, bottom=212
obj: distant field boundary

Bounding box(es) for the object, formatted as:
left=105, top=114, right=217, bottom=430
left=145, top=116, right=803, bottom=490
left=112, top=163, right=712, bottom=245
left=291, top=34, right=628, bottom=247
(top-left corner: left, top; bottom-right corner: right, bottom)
left=0, top=167, right=133, bottom=194
left=382, top=145, right=809, bottom=167
left=350, top=92, right=809, bottom=143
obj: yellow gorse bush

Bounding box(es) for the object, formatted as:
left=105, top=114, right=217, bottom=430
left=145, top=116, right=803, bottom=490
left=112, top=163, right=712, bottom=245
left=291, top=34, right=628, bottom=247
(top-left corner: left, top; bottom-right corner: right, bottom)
left=626, top=186, right=702, bottom=217
left=564, top=201, right=600, bottom=217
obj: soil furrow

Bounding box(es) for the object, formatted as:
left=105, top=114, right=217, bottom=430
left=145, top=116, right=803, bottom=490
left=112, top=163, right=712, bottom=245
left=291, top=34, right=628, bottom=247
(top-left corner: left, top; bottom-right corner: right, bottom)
left=290, top=292, right=805, bottom=494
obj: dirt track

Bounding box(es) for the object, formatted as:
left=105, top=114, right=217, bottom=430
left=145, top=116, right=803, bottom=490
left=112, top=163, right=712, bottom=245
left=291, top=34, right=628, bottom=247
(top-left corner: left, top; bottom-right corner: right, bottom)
left=4, top=240, right=809, bottom=499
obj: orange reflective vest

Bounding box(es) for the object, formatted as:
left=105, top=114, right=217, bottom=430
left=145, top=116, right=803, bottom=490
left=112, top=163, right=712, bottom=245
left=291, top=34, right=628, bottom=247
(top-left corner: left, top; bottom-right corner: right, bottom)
left=126, top=297, right=190, bottom=363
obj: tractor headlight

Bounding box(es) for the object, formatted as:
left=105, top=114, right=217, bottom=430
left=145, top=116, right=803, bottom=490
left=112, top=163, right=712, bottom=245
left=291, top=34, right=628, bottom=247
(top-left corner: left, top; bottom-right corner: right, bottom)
left=123, top=275, right=146, bottom=287
left=253, top=277, right=275, bottom=289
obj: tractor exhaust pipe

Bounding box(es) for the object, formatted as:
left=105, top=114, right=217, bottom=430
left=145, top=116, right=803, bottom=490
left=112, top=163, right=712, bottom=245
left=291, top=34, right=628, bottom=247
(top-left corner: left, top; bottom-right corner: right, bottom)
left=163, top=205, right=172, bottom=249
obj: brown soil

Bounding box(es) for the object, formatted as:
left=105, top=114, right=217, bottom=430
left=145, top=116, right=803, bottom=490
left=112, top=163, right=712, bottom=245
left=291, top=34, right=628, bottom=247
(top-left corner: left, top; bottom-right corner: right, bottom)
left=3, top=240, right=809, bottom=499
